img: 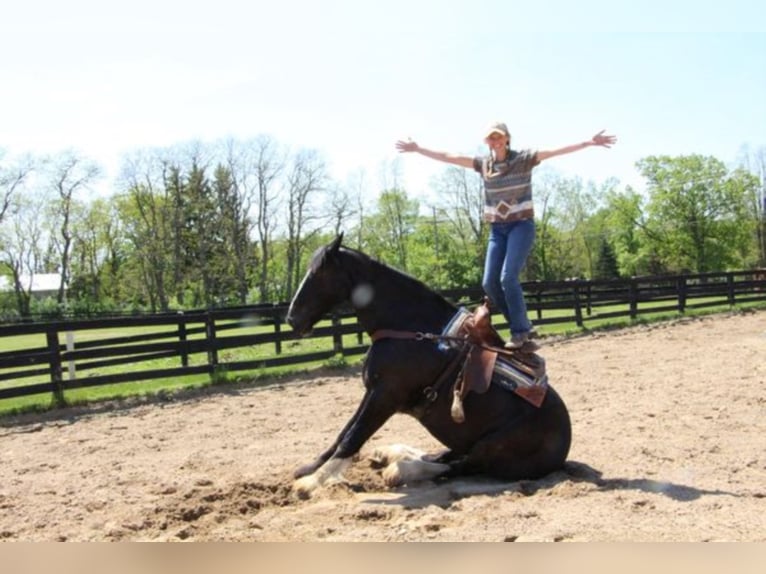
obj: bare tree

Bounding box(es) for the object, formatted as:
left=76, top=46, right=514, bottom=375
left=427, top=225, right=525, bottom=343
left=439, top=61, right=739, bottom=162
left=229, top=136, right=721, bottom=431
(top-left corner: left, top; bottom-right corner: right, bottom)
left=242, top=136, right=285, bottom=303
left=0, top=150, right=33, bottom=224
left=44, top=151, right=101, bottom=305
left=223, top=137, right=281, bottom=303
left=376, top=156, right=403, bottom=193
left=326, top=182, right=357, bottom=238
left=347, top=167, right=370, bottom=248
left=285, top=148, right=327, bottom=297
left=429, top=165, right=484, bottom=256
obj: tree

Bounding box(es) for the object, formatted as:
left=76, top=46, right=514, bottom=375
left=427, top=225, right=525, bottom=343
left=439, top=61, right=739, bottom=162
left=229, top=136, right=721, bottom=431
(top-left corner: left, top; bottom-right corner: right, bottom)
left=325, top=182, right=357, bottom=239
left=738, top=145, right=766, bottom=267
left=44, top=151, right=101, bottom=305
left=428, top=165, right=485, bottom=286
left=594, top=238, right=620, bottom=279
left=118, top=152, right=175, bottom=311
left=69, top=197, right=126, bottom=308
left=364, top=189, right=419, bottom=271
left=245, top=136, right=284, bottom=302
left=0, top=150, right=33, bottom=224
left=220, top=140, right=262, bottom=304
left=530, top=171, right=580, bottom=280
left=213, top=161, right=253, bottom=304
left=638, top=154, right=754, bottom=273
left=284, top=148, right=327, bottom=298
left=182, top=161, right=219, bottom=307
left=346, top=168, right=371, bottom=249
left=0, top=195, right=45, bottom=317
left=603, top=187, right=654, bottom=276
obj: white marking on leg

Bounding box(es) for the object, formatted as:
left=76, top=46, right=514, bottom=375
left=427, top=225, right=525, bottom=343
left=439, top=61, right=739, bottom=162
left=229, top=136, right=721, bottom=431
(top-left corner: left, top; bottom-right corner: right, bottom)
left=293, top=457, right=351, bottom=498
left=382, top=459, right=450, bottom=487
left=369, top=444, right=427, bottom=466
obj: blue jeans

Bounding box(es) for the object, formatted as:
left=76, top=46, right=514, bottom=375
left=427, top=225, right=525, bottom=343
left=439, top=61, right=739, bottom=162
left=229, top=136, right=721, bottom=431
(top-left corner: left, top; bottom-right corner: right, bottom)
left=482, top=219, right=535, bottom=336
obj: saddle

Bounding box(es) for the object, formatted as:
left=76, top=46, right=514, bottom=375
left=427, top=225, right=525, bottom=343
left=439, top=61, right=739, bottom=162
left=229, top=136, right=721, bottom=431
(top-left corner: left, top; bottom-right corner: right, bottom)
left=449, top=299, right=547, bottom=423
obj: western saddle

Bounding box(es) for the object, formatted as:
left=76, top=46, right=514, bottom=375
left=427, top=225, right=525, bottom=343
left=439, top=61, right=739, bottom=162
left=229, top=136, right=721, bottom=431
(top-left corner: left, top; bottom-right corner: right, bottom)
left=448, top=298, right=547, bottom=422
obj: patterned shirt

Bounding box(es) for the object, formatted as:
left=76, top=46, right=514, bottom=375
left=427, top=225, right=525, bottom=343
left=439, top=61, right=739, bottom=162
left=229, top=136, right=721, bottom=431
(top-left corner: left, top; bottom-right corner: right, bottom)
left=473, top=149, right=540, bottom=223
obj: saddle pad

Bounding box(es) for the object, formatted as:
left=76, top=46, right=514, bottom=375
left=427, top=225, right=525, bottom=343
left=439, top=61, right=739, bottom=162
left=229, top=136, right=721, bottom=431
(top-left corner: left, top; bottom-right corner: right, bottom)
left=493, top=356, right=548, bottom=408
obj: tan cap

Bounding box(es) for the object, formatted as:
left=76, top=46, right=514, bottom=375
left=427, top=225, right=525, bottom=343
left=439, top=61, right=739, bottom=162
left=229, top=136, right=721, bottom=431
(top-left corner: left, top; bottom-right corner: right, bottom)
left=484, top=121, right=510, bottom=139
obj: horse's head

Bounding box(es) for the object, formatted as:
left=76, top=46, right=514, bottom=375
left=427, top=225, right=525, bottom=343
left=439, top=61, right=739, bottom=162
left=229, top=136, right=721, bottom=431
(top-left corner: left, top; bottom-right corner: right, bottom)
left=286, top=234, right=353, bottom=336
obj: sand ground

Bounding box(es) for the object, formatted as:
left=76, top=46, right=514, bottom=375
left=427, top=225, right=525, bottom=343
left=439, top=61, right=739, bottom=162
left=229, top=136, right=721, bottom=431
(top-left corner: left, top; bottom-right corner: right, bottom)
left=1, top=310, right=764, bottom=541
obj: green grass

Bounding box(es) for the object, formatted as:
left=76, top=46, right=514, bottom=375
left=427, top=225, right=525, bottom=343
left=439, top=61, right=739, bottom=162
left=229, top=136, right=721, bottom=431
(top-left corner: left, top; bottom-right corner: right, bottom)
left=0, top=317, right=367, bottom=417
left=1, top=298, right=764, bottom=419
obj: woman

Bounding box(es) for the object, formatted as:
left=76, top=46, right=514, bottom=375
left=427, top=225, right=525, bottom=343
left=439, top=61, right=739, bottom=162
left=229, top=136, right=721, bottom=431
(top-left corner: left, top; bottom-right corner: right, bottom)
left=395, top=122, right=617, bottom=349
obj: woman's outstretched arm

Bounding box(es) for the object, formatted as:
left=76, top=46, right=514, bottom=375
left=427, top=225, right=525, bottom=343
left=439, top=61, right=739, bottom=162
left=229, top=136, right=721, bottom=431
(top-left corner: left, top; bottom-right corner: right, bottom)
left=395, top=139, right=475, bottom=169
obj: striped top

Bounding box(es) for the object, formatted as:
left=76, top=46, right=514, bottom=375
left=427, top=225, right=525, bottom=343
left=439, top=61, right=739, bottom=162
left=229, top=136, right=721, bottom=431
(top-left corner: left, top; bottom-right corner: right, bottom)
left=472, top=149, right=540, bottom=223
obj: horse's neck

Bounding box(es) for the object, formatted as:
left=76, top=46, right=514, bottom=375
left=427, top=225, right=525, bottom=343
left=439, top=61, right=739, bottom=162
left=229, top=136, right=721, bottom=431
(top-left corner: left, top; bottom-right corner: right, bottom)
left=352, top=266, right=452, bottom=333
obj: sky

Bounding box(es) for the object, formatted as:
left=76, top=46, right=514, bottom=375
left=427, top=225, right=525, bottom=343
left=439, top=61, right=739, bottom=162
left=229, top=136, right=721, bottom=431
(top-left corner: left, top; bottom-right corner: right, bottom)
left=2, top=0, right=765, bottom=206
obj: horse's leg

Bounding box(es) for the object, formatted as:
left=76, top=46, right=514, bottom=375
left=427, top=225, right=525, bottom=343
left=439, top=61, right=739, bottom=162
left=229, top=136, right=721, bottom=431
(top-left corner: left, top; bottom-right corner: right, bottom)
left=293, top=388, right=397, bottom=497
left=294, top=409, right=361, bottom=479
left=382, top=458, right=451, bottom=486
left=369, top=444, right=428, bottom=467
left=369, top=445, right=458, bottom=487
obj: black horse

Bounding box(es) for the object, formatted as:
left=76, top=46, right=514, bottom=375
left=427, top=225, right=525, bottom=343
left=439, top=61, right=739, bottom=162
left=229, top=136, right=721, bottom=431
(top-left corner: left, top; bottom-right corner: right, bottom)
left=286, top=234, right=571, bottom=496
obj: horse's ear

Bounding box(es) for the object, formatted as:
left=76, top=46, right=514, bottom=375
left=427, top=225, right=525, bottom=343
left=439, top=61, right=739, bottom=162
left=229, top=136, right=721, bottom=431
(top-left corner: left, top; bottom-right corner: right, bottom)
left=328, top=233, right=343, bottom=255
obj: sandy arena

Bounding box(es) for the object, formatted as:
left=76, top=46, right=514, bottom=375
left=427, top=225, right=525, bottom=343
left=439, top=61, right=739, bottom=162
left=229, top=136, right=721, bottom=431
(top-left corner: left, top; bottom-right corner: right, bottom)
left=1, top=310, right=764, bottom=541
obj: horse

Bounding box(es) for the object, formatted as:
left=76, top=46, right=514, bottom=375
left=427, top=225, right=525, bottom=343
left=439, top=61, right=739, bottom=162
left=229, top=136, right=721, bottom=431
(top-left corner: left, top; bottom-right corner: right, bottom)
left=285, top=234, right=571, bottom=497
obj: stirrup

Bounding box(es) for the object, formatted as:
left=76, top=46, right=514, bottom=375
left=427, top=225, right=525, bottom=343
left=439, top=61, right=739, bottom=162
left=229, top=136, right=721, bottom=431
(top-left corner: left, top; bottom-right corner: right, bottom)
left=504, top=339, right=540, bottom=353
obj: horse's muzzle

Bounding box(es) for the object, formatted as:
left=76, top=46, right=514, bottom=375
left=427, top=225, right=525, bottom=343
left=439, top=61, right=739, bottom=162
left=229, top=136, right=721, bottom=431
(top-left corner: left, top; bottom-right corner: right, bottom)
left=285, top=312, right=311, bottom=337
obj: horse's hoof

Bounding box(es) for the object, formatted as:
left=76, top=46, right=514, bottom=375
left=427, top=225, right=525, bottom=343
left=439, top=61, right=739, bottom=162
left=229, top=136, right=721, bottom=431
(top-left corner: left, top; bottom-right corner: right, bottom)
left=293, top=475, right=319, bottom=499
left=382, top=463, right=404, bottom=487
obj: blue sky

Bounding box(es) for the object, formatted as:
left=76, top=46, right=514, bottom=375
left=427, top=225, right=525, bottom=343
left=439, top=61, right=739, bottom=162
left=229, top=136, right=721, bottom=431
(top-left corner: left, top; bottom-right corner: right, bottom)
left=2, top=0, right=765, bottom=204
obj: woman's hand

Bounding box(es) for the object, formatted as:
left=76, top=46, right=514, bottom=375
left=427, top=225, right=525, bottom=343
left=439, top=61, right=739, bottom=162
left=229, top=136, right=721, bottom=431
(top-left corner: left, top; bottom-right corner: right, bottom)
left=395, top=139, right=419, bottom=153
left=591, top=130, right=617, bottom=148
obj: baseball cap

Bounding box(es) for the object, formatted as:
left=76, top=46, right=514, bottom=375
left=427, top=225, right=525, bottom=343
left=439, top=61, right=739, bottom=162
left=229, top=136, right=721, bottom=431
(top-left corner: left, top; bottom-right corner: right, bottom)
left=484, top=121, right=510, bottom=139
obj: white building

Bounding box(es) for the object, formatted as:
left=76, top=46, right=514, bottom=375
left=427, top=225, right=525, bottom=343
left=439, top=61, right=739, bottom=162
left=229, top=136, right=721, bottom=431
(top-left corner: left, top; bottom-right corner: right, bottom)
left=0, top=273, right=64, bottom=298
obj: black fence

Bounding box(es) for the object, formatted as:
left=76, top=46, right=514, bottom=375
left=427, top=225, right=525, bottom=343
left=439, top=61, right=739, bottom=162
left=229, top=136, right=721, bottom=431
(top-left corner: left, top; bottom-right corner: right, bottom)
left=1, top=269, right=764, bottom=403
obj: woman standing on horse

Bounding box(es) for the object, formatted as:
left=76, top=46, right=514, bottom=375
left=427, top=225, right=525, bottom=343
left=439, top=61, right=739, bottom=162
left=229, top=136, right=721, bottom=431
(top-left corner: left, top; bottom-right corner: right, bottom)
left=396, top=122, right=617, bottom=349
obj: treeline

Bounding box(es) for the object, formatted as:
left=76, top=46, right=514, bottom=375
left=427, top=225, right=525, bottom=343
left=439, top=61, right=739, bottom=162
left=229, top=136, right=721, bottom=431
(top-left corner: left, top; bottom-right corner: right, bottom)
left=1, top=138, right=765, bottom=320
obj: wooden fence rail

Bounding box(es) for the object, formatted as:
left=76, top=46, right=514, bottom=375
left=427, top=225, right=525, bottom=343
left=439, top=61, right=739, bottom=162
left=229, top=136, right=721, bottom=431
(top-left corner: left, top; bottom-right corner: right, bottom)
left=1, top=269, right=764, bottom=403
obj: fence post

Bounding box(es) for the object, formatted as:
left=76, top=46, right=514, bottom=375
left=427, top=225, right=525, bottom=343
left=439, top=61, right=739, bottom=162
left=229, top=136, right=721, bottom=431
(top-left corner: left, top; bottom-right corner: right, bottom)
left=535, top=287, right=543, bottom=322
left=65, top=330, right=76, bottom=381
left=629, top=278, right=638, bottom=319
left=677, top=276, right=687, bottom=313
left=205, top=311, right=218, bottom=374
left=572, top=285, right=583, bottom=328
left=46, top=327, right=66, bottom=407
left=727, top=273, right=735, bottom=306
left=331, top=312, right=343, bottom=354
left=273, top=309, right=283, bottom=355
left=177, top=311, right=188, bottom=368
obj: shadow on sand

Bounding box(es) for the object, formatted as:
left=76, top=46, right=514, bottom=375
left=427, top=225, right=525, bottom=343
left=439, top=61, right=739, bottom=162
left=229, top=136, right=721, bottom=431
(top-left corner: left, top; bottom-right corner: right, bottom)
left=357, top=460, right=742, bottom=509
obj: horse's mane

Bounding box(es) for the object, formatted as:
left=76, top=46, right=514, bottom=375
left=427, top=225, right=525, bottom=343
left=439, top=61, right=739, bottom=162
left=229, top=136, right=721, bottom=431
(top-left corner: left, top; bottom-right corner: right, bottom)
left=339, top=246, right=453, bottom=309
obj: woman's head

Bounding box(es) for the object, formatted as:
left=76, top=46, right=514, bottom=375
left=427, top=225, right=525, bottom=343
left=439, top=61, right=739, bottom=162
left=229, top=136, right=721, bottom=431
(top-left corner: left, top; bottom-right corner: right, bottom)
left=484, top=121, right=510, bottom=158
